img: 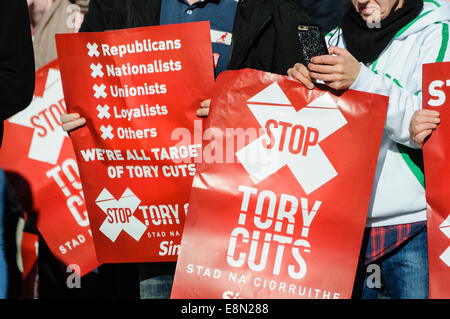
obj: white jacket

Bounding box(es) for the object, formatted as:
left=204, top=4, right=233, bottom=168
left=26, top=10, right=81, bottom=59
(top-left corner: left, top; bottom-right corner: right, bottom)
left=326, top=0, right=450, bottom=227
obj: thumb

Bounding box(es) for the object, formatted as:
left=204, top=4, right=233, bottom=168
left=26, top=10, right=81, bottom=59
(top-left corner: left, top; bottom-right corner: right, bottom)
left=328, top=46, right=348, bottom=56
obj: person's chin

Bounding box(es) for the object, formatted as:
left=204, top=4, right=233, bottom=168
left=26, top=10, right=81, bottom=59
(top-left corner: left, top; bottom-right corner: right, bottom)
left=359, top=15, right=371, bottom=22
left=361, top=13, right=382, bottom=24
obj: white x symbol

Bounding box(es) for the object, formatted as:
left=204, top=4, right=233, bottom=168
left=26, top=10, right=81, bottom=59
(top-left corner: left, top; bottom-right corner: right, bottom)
left=90, top=63, right=104, bottom=78
left=96, top=188, right=146, bottom=243
left=87, top=42, right=100, bottom=57
left=100, top=125, right=114, bottom=140
left=97, top=104, right=110, bottom=119
left=236, top=83, right=347, bottom=195
left=439, top=214, right=450, bottom=267
left=93, top=84, right=107, bottom=99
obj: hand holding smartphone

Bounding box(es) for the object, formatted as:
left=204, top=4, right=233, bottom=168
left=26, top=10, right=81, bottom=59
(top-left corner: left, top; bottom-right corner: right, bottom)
left=297, top=24, right=329, bottom=68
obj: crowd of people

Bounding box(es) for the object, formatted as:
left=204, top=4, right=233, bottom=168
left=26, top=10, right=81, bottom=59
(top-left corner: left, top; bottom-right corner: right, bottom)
left=0, top=0, right=449, bottom=299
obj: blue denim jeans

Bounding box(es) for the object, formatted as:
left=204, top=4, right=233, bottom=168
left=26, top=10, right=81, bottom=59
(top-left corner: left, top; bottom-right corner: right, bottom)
left=0, top=167, right=7, bottom=299
left=138, top=262, right=176, bottom=299
left=139, top=274, right=174, bottom=299
left=360, top=228, right=429, bottom=299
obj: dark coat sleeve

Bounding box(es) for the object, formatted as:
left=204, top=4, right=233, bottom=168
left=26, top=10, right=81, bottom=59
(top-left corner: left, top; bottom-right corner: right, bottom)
left=0, top=0, right=35, bottom=122
left=300, top=0, right=348, bottom=33
left=80, top=0, right=161, bottom=32
left=230, top=0, right=312, bottom=75
left=268, top=0, right=313, bottom=74
left=79, top=0, right=117, bottom=32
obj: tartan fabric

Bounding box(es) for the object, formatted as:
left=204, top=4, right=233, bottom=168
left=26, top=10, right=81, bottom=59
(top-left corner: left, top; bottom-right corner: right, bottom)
left=365, top=221, right=427, bottom=264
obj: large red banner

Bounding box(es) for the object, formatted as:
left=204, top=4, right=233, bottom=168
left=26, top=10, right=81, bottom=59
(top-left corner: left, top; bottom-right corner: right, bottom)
left=423, top=61, right=450, bottom=298
left=171, top=69, right=389, bottom=299
left=55, top=22, right=215, bottom=263
left=0, top=60, right=100, bottom=276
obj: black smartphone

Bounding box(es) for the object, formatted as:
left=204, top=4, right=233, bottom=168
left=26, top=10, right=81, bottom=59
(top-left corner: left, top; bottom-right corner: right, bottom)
left=297, top=24, right=329, bottom=67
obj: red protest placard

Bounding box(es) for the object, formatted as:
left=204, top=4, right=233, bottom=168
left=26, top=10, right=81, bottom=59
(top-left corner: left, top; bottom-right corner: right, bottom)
left=423, top=61, right=450, bottom=299
left=0, top=60, right=100, bottom=276
left=55, top=22, right=215, bottom=263
left=171, top=69, right=388, bottom=299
